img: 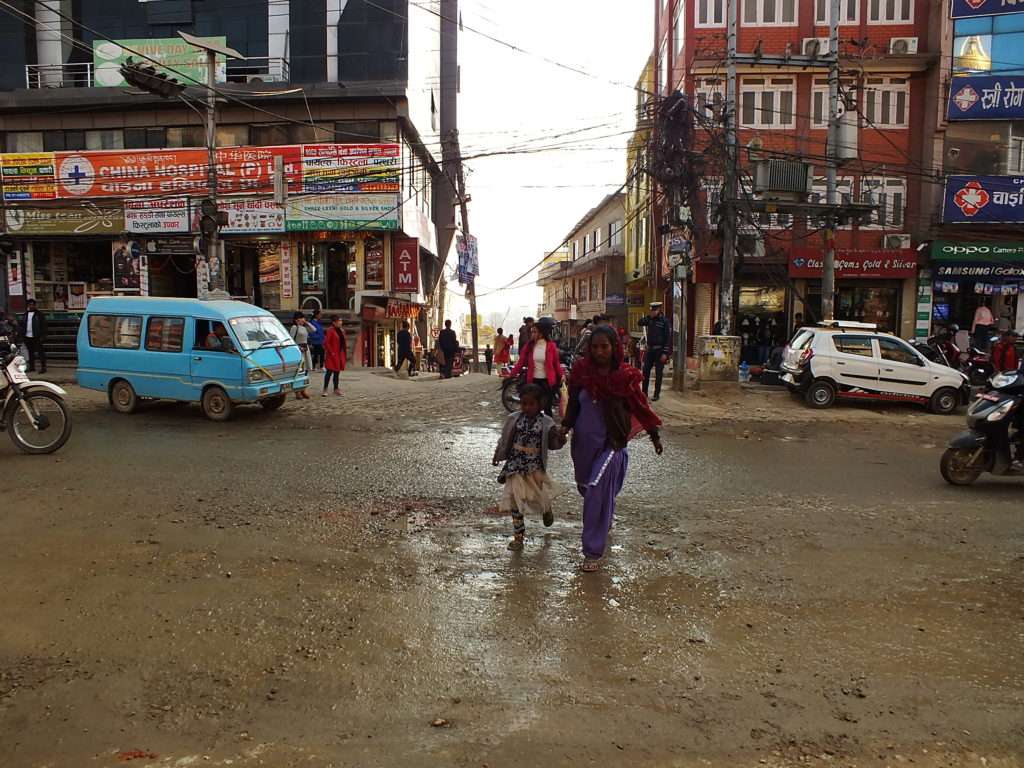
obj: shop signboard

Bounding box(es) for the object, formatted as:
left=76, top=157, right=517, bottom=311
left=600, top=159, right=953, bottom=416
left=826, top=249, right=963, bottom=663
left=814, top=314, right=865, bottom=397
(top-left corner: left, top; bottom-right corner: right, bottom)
left=947, top=75, right=1024, bottom=120
left=943, top=175, right=1024, bottom=223
left=219, top=198, right=286, bottom=234
left=92, top=37, right=226, bottom=88
left=606, top=292, right=626, bottom=306
left=216, top=145, right=302, bottom=196
left=280, top=244, right=294, bottom=299
left=258, top=247, right=281, bottom=284
left=3, top=203, right=124, bottom=235
left=112, top=238, right=143, bottom=293
left=125, top=197, right=191, bottom=234
left=301, top=144, right=401, bottom=193
left=950, top=0, right=1024, bottom=18
left=285, top=194, right=400, bottom=231
left=456, top=234, right=479, bottom=284
left=1, top=153, right=56, bottom=201
left=392, top=237, right=419, bottom=293
left=6, top=255, right=22, bottom=296
left=365, top=238, right=385, bottom=288
left=933, top=261, right=1024, bottom=278
left=931, top=240, right=1024, bottom=260
left=385, top=299, right=419, bottom=319
left=789, top=248, right=918, bottom=278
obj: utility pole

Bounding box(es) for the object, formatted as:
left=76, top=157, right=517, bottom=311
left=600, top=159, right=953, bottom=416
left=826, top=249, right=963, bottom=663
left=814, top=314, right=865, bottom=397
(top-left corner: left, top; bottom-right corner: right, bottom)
left=719, top=0, right=739, bottom=335
left=822, top=0, right=841, bottom=321
left=204, top=47, right=223, bottom=297
left=437, top=0, right=460, bottom=331
left=453, top=136, right=480, bottom=373
left=673, top=262, right=688, bottom=392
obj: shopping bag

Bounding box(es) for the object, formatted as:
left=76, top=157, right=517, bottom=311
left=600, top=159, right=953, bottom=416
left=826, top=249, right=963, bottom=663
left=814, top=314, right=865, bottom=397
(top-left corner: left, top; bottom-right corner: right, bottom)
left=558, top=379, right=569, bottom=420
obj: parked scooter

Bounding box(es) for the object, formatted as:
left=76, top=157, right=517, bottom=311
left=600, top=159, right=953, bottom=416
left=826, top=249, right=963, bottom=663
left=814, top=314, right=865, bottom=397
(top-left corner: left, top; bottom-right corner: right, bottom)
left=0, top=336, right=72, bottom=454
left=940, top=369, right=1024, bottom=485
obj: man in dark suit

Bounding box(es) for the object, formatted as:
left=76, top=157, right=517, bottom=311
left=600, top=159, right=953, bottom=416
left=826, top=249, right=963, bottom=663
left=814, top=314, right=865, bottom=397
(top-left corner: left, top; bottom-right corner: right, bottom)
left=437, top=319, right=460, bottom=379
left=20, top=298, right=47, bottom=373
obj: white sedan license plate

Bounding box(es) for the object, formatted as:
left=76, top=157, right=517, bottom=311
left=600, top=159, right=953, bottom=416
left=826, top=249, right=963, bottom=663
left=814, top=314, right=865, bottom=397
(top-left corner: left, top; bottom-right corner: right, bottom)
left=6, top=363, right=28, bottom=384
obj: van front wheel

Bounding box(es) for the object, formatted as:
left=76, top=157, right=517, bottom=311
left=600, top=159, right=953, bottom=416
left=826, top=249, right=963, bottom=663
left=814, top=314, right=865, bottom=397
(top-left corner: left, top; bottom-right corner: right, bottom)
left=261, top=394, right=287, bottom=412
left=110, top=380, right=138, bottom=414
left=201, top=386, right=233, bottom=422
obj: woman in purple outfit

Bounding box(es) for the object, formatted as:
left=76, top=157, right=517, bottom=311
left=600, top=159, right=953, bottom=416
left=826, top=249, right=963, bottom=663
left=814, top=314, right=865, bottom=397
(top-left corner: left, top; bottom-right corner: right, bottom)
left=561, top=325, right=664, bottom=572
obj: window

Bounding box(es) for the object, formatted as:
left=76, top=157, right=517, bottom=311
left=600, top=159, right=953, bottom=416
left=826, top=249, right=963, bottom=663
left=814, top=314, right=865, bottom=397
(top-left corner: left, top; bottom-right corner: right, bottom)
left=5, top=131, right=43, bottom=152
left=599, top=273, right=606, bottom=300
left=740, top=78, right=796, bottom=128
left=578, top=278, right=589, bottom=302
left=878, top=338, right=920, bottom=365
left=216, top=125, right=250, bottom=148
left=811, top=80, right=857, bottom=128
left=88, top=315, right=142, bottom=350
left=610, top=220, right=624, bottom=248
left=85, top=130, right=124, bottom=150
left=833, top=335, right=875, bottom=357
left=809, top=177, right=855, bottom=228
left=695, top=77, right=725, bottom=119
left=659, top=40, right=669, bottom=93
left=594, top=227, right=602, bottom=250
left=1010, top=137, right=1024, bottom=174
left=869, top=0, right=912, bottom=23
left=251, top=123, right=327, bottom=146
left=860, top=177, right=906, bottom=228
left=167, top=126, right=205, bottom=148
left=589, top=275, right=597, bottom=300
left=572, top=240, right=579, bottom=260
left=195, top=320, right=236, bottom=353
left=124, top=128, right=166, bottom=149
left=674, top=0, right=685, bottom=55
left=816, top=0, right=859, bottom=24
left=146, top=317, right=185, bottom=352
left=697, top=0, right=726, bottom=26
left=863, top=77, right=908, bottom=129
left=334, top=120, right=380, bottom=143
left=743, top=0, right=797, bottom=25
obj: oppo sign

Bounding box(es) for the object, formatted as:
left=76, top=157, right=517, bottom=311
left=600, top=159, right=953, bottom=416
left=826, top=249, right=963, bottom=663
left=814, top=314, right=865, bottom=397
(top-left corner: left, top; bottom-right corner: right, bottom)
left=931, top=240, right=1024, bottom=261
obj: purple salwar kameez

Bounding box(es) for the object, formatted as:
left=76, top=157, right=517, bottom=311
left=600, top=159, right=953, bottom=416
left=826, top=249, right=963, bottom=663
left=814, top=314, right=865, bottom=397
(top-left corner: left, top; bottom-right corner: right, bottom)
left=571, top=390, right=629, bottom=560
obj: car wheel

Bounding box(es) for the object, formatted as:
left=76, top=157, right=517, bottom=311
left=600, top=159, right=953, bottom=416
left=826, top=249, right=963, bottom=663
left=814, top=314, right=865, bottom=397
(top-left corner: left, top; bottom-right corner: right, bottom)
left=201, top=386, right=233, bottom=422
left=930, top=387, right=959, bottom=415
left=805, top=380, right=836, bottom=409
left=940, top=447, right=982, bottom=486
left=109, top=380, right=139, bottom=414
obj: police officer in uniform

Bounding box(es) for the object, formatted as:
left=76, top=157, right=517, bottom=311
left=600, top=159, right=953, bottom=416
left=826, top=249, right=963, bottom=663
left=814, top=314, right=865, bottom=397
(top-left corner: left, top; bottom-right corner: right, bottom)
left=639, top=301, right=671, bottom=401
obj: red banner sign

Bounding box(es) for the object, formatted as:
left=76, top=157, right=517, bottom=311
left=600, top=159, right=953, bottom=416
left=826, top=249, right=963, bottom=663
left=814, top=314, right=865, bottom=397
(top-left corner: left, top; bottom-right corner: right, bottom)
left=386, top=299, right=420, bottom=319
left=789, top=248, right=918, bottom=279
left=392, top=237, right=420, bottom=293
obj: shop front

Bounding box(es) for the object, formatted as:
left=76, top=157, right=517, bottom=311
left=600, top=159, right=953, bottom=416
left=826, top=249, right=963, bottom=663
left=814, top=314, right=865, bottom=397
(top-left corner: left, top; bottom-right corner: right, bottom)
left=929, top=240, right=1024, bottom=339
left=789, top=248, right=919, bottom=338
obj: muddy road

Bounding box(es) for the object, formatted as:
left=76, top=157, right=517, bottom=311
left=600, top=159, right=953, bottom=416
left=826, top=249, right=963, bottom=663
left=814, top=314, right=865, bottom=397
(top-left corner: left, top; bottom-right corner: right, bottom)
left=1, top=374, right=1021, bottom=767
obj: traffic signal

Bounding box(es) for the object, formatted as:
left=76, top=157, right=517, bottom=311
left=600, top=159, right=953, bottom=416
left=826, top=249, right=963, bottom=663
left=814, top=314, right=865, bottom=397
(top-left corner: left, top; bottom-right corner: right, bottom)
left=119, top=57, right=186, bottom=99
left=198, top=199, right=229, bottom=237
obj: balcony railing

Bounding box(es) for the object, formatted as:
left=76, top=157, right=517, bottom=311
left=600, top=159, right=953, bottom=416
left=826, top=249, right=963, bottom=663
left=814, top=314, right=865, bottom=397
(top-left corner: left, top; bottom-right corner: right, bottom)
left=25, top=57, right=290, bottom=89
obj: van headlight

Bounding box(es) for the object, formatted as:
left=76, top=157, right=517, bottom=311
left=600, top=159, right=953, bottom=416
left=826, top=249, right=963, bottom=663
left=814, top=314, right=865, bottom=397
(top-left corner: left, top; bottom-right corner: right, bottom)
left=248, top=368, right=268, bottom=383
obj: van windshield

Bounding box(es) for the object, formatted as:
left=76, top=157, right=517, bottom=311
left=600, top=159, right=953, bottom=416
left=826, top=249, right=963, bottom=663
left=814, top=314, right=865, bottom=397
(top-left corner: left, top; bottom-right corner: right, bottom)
left=229, top=316, right=293, bottom=352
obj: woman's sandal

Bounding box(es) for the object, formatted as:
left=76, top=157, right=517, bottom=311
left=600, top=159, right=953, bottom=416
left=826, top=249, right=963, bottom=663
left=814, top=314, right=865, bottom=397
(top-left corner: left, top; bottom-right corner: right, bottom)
left=508, top=537, right=525, bottom=552
left=580, top=558, right=601, bottom=572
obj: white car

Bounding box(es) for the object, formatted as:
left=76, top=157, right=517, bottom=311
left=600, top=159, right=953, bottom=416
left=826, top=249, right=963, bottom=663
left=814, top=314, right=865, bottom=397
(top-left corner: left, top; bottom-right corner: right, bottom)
left=781, top=321, right=969, bottom=414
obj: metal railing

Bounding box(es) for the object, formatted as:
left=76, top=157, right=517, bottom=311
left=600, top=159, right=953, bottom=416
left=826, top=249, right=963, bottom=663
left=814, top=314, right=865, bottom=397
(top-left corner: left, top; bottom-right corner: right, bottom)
left=25, top=57, right=290, bottom=89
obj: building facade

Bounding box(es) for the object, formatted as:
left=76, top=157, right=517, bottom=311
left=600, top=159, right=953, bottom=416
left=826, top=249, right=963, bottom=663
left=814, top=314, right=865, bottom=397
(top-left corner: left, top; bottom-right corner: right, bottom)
left=624, top=57, right=657, bottom=338
left=0, top=0, right=451, bottom=368
left=654, top=0, right=936, bottom=356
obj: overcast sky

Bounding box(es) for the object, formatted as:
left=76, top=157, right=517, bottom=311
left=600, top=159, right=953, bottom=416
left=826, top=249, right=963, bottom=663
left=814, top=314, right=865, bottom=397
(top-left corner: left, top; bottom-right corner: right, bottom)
left=435, top=0, right=654, bottom=328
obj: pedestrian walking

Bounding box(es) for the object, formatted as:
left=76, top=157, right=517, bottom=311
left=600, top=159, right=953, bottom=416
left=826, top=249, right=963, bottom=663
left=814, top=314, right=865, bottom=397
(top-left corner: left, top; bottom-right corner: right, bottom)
left=395, top=320, right=417, bottom=376
left=20, top=298, right=47, bottom=374
left=510, top=317, right=561, bottom=415
left=484, top=344, right=494, bottom=375
left=290, top=312, right=313, bottom=398
left=308, top=309, right=325, bottom=371
left=992, top=329, right=1020, bottom=373
left=638, top=301, right=671, bottom=401
left=494, top=327, right=511, bottom=368
left=562, top=326, right=663, bottom=572
left=437, top=320, right=460, bottom=379
left=322, top=314, right=347, bottom=396
left=492, top=383, right=566, bottom=551
left=575, top=319, right=594, bottom=356
left=517, top=317, right=534, bottom=361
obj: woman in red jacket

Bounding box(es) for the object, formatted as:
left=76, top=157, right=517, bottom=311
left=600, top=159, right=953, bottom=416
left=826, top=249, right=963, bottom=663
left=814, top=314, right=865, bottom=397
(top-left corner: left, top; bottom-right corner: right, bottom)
left=511, top=317, right=561, bottom=415
left=322, top=315, right=347, bottom=397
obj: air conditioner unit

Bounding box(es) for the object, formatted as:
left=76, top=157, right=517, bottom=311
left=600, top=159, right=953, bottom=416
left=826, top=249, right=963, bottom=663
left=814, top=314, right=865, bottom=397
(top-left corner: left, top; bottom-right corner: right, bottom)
left=889, top=37, right=918, bottom=55
left=753, top=160, right=814, bottom=199
left=802, top=37, right=830, bottom=57
left=242, top=74, right=267, bottom=84
left=884, top=234, right=912, bottom=249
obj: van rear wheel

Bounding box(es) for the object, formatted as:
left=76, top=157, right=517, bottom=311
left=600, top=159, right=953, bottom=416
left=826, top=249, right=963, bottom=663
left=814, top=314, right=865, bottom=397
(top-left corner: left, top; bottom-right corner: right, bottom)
left=805, top=380, right=836, bottom=409
left=109, top=380, right=138, bottom=414
left=201, top=386, right=233, bottom=422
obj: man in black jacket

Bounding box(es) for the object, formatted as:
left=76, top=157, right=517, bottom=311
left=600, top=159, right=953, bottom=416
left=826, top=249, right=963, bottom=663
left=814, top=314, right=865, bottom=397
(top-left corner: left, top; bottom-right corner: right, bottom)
left=395, top=320, right=417, bottom=376
left=437, top=319, right=460, bottom=378
left=20, top=298, right=47, bottom=374
left=638, top=301, right=670, bottom=401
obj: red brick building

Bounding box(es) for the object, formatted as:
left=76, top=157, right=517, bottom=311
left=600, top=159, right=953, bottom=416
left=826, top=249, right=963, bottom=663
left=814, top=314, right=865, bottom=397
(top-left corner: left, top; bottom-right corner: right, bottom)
left=651, top=0, right=937, bottom=347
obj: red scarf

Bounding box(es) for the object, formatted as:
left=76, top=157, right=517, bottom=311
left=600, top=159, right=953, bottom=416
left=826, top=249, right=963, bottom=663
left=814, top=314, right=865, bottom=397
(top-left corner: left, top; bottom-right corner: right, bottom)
left=570, top=328, right=662, bottom=437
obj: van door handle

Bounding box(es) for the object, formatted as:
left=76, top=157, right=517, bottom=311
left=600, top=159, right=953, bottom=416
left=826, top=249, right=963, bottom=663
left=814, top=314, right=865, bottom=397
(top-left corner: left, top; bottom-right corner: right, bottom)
left=193, top=356, right=203, bottom=361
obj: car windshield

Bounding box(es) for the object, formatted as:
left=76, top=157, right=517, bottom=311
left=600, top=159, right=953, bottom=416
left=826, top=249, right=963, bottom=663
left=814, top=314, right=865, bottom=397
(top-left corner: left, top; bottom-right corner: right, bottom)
left=229, top=316, right=293, bottom=351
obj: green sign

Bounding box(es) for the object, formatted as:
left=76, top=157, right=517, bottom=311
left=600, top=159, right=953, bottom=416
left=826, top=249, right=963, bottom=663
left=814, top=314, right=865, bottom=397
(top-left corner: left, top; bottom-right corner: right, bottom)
left=931, top=240, right=1024, bottom=261
left=92, top=37, right=227, bottom=88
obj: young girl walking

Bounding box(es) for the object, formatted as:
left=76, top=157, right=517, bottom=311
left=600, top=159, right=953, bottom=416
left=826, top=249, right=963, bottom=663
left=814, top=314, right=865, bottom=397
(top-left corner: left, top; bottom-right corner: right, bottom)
left=561, top=325, right=663, bottom=572
left=492, top=384, right=565, bottom=551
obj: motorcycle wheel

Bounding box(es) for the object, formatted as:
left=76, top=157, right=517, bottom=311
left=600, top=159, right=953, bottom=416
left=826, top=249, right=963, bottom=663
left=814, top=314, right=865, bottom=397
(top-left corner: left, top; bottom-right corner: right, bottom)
left=501, top=381, right=521, bottom=413
left=7, top=390, right=72, bottom=455
left=940, top=447, right=983, bottom=486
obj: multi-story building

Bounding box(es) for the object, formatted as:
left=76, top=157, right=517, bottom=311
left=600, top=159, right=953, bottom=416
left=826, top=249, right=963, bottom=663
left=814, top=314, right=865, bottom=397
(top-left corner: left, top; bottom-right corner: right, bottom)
left=541, top=193, right=626, bottom=341
left=536, top=247, right=571, bottom=319
left=655, top=0, right=935, bottom=352
left=922, top=0, right=1024, bottom=342
left=624, top=56, right=657, bottom=338
left=0, top=0, right=451, bottom=368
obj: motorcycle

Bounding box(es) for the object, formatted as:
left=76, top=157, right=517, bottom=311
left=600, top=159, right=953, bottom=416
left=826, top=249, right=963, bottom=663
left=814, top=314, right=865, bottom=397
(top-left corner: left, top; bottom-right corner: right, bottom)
left=0, top=337, right=72, bottom=454
left=959, top=346, right=995, bottom=387
left=500, top=348, right=575, bottom=414
left=940, top=369, right=1024, bottom=485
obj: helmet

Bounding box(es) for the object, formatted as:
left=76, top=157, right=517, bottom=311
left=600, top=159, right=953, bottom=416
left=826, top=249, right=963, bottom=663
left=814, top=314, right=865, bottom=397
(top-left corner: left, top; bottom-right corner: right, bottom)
left=535, top=316, right=557, bottom=333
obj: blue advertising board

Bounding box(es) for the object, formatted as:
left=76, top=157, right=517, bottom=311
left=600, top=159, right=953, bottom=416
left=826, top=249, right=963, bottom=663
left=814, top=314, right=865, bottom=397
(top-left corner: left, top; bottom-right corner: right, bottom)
left=951, top=0, right=1024, bottom=19
left=947, top=75, right=1024, bottom=119
left=943, top=175, right=1024, bottom=223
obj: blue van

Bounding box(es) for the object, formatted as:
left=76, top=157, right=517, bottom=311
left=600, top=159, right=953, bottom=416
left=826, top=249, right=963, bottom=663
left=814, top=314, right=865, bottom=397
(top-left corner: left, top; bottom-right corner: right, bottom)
left=76, top=297, right=309, bottom=421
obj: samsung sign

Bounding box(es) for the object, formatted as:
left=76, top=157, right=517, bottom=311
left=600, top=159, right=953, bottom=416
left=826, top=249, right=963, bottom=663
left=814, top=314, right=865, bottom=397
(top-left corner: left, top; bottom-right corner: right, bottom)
left=931, top=240, right=1024, bottom=261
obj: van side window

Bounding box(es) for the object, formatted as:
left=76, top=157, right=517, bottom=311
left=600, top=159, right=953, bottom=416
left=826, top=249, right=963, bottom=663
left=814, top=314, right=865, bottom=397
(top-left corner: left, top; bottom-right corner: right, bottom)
left=145, top=317, right=185, bottom=353
left=195, top=320, right=236, bottom=354
left=88, top=314, right=142, bottom=349
left=833, top=335, right=875, bottom=357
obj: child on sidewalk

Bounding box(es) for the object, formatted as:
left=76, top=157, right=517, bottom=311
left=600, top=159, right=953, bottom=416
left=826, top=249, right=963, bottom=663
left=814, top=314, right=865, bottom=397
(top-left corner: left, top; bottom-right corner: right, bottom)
left=492, top=384, right=565, bottom=551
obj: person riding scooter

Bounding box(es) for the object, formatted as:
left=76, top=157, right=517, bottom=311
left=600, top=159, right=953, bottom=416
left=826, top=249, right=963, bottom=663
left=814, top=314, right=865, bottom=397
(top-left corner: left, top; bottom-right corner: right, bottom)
left=991, top=329, right=1020, bottom=373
